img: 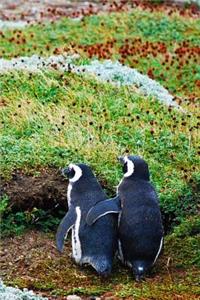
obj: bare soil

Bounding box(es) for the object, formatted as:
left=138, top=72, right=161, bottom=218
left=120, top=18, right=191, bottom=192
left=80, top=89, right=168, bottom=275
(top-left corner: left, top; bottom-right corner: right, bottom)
left=1, top=168, right=68, bottom=211
left=0, top=168, right=172, bottom=233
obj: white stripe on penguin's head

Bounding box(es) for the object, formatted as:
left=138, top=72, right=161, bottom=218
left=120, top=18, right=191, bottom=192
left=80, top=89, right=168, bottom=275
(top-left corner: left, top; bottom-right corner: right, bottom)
left=69, top=163, right=82, bottom=183
left=124, top=156, right=135, bottom=178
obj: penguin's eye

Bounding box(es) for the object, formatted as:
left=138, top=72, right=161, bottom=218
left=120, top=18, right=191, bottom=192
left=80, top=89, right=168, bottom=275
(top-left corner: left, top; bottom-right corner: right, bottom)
left=63, top=167, right=75, bottom=179
left=68, top=168, right=75, bottom=179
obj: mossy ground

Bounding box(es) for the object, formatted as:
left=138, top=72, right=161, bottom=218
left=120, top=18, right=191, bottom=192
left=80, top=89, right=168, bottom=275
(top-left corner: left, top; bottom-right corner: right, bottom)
left=0, top=2, right=200, bottom=299
left=1, top=223, right=199, bottom=300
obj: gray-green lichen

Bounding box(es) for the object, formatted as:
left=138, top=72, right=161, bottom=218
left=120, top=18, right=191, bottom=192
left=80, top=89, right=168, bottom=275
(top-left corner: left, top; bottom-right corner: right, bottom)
left=0, top=280, right=48, bottom=300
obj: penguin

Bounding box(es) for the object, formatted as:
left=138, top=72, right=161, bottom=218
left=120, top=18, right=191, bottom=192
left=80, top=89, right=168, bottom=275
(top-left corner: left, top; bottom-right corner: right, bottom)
left=86, top=155, right=164, bottom=280
left=56, top=163, right=118, bottom=276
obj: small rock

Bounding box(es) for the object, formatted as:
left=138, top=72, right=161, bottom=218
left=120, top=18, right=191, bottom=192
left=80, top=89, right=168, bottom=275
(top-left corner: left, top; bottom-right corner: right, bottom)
left=67, top=295, right=82, bottom=300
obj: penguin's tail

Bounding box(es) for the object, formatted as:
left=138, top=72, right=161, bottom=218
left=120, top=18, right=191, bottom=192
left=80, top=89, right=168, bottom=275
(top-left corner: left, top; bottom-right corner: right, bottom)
left=91, top=257, right=112, bottom=277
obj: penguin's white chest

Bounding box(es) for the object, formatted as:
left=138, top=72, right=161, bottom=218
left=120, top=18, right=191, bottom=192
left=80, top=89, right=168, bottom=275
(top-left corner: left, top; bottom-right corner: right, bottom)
left=72, top=206, right=82, bottom=263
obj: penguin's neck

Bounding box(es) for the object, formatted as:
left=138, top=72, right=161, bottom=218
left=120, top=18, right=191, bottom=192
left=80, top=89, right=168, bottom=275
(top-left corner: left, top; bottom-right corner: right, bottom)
left=124, top=173, right=149, bottom=181
left=119, top=177, right=149, bottom=193
left=68, top=178, right=105, bottom=207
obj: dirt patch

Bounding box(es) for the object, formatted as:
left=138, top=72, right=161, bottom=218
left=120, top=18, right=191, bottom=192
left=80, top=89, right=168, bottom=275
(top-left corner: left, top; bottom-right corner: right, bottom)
left=1, top=168, right=68, bottom=211
left=0, top=231, right=115, bottom=300
left=1, top=230, right=199, bottom=300
left=0, top=169, right=194, bottom=235
left=0, top=231, right=76, bottom=299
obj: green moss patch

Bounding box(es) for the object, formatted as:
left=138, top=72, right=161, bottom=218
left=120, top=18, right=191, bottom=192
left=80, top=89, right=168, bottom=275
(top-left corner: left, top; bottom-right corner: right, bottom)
left=1, top=230, right=199, bottom=299
left=165, top=216, right=200, bottom=268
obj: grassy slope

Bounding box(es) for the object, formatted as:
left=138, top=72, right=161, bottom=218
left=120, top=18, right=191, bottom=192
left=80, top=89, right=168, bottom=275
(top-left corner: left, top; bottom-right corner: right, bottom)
left=0, top=5, right=200, bottom=299
left=0, top=70, right=199, bottom=220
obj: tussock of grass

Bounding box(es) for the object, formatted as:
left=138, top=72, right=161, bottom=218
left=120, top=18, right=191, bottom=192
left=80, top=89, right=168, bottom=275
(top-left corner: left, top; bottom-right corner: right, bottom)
left=164, top=216, right=200, bottom=268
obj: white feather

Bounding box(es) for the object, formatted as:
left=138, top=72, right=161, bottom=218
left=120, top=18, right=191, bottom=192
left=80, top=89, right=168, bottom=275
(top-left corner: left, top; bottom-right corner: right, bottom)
left=118, top=239, right=124, bottom=263
left=69, top=164, right=82, bottom=183
left=67, top=183, right=72, bottom=206
left=127, top=261, right=132, bottom=268
left=92, top=211, right=119, bottom=224
left=117, top=179, right=123, bottom=194
left=117, top=211, right=124, bottom=262
left=153, top=237, right=163, bottom=265
left=72, top=206, right=82, bottom=263
left=124, top=156, right=135, bottom=178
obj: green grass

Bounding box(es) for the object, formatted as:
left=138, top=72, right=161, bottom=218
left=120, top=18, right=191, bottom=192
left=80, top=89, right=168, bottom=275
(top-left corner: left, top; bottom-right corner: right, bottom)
left=0, top=8, right=200, bottom=98
left=0, top=193, right=63, bottom=237
left=0, top=6, right=200, bottom=298
left=0, top=2, right=199, bottom=232
left=0, top=70, right=199, bottom=222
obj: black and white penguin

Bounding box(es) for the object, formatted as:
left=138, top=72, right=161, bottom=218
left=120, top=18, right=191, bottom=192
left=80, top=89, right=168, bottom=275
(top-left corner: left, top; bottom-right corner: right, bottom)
left=56, top=163, right=118, bottom=276
left=86, top=155, right=164, bottom=280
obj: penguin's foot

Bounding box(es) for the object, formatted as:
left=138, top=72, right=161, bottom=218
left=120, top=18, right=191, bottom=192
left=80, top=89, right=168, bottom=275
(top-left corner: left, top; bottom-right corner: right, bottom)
left=135, top=274, right=145, bottom=282
left=98, top=270, right=110, bottom=277
left=135, top=274, right=142, bottom=282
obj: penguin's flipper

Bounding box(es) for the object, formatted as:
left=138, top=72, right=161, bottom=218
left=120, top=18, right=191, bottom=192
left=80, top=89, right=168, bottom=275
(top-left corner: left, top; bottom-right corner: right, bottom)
left=56, top=205, right=76, bottom=253
left=86, top=196, right=121, bottom=225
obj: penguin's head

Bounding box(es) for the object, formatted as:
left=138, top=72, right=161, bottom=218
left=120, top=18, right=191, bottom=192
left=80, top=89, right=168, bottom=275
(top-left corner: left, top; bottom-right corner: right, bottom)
left=118, top=155, right=149, bottom=180
left=62, top=163, right=94, bottom=183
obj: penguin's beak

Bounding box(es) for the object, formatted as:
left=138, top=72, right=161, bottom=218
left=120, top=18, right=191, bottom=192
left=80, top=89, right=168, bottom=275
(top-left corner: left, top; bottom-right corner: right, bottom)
left=117, top=156, right=125, bottom=165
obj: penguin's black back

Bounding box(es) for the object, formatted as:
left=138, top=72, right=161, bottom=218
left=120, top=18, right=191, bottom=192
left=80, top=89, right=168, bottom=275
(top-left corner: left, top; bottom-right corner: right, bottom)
left=118, top=179, right=163, bottom=265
